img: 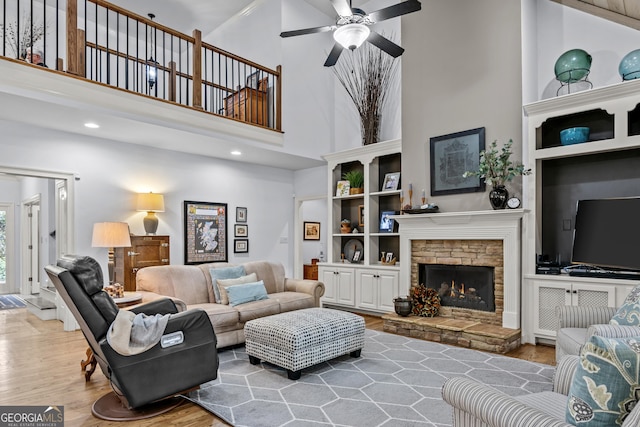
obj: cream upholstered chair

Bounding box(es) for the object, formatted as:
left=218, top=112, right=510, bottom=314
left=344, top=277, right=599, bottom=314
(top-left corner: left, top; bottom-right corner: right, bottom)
left=442, top=355, right=640, bottom=427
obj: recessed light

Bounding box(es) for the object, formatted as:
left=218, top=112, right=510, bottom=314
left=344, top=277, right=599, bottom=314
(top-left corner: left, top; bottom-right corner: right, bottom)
left=231, top=150, right=242, bottom=156
left=84, top=122, right=100, bottom=129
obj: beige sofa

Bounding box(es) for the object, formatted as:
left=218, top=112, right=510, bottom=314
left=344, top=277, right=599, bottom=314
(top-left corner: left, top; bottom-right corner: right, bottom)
left=135, top=261, right=325, bottom=348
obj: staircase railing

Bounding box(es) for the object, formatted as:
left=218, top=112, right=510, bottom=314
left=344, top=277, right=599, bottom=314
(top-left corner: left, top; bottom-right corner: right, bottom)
left=0, top=0, right=282, bottom=132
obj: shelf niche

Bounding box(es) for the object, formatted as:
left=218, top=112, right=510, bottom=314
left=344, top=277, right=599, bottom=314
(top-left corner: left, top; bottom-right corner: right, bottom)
left=538, top=108, right=614, bottom=149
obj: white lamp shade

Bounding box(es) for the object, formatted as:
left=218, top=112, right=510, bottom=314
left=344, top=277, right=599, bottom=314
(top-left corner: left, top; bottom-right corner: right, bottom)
left=91, top=222, right=132, bottom=248
left=137, top=192, right=165, bottom=212
left=333, top=23, right=370, bottom=50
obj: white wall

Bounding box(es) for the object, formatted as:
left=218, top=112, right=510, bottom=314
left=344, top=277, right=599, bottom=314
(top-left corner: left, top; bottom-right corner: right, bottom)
left=300, top=198, right=327, bottom=264
left=1, top=121, right=298, bottom=279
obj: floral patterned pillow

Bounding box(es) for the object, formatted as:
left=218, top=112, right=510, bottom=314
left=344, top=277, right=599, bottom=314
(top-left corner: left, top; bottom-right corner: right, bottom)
left=566, top=335, right=640, bottom=426
left=610, top=285, right=640, bottom=326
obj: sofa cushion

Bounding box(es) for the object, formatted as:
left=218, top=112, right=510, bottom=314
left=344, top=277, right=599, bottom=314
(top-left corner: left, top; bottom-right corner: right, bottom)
left=227, top=280, right=269, bottom=306
left=209, top=265, right=246, bottom=304
left=610, top=284, right=640, bottom=326
left=187, top=302, right=239, bottom=328
left=566, top=335, right=640, bottom=426
left=217, top=273, right=258, bottom=305
left=136, top=265, right=210, bottom=305
left=243, top=261, right=286, bottom=294
left=273, top=291, right=315, bottom=313
left=235, top=297, right=281, bottom=323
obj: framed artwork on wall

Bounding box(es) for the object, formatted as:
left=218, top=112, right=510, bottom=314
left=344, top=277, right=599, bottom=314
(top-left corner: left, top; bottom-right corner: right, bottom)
left=303, top=222, right=320, bottom=240
left=236, top=207, right=247, bottom=223
left=184, top=201, right=228, bottom=264
left=430, top=127, right=486, bottom=196
left=234, top=239, right=249, bottom=253
left=234, top=224, right=248, bottom=237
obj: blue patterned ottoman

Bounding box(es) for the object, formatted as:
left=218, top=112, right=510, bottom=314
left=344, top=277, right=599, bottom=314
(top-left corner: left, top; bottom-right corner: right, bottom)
left=244, top=308, right=365, bottom=380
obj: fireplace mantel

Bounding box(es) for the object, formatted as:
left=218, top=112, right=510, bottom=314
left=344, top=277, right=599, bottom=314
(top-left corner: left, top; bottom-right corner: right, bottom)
left=395, top=209, right=525, bottom=329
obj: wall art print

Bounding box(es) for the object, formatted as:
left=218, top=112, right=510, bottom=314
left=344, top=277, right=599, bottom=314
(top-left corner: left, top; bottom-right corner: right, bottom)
left=430, top=127, right=486, bottom=196
left=184, top=200, right=228, bottom=264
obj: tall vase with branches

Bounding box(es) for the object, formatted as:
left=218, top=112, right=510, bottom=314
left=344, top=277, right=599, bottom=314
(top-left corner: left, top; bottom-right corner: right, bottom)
left=0, top=15, right=46, bottom=59
left=332, top=39, right=398, bottom=145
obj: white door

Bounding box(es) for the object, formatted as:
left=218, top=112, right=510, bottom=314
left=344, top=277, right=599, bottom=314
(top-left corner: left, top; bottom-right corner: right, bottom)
left=22, top=195, right=41, bottom=295
left=0, top=203, right=15, bottom=294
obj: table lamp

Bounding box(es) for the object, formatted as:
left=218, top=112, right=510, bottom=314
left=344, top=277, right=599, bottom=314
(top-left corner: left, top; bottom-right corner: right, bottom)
left=91, top=222, right=132, bottom=285
left=136, top=192, right=165, bottom=235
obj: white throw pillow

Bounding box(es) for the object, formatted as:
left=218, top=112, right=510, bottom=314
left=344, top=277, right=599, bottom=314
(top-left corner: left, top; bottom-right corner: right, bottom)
left=216, top=273, right=258, bottom=305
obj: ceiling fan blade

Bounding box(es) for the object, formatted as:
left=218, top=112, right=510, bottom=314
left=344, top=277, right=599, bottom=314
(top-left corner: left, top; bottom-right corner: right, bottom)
left=324, top=43, right=344, bottom=67
left=367, top=0, right=421, bottom=23
left=367, top=31, right=404, bottom=58
left=280, top=25, right=336, bottom=38
left=330, top=0, right=353, bottom=17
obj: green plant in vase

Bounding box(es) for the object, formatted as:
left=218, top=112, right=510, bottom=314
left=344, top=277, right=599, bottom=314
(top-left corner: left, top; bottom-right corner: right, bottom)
left=342, top=170, right=364, bottom=194
left=463, top=139, right=531, bottom=209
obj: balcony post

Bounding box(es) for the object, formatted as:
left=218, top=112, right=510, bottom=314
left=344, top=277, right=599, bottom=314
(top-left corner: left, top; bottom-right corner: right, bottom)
left=77, top=29, right=85, bottom=77
left=192, top=29, right=202, bottom=109
left=66, top=0, right=78, bottom=75
left=276, top=65, right=282, bottom=131
left=169, top=61, right=177, bottom=102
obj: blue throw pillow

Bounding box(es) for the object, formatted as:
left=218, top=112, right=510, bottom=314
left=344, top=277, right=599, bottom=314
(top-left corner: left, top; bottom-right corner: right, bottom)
left=566, top=335, right=640, bottom=426
left=209, top=265, right=245, bottom=304
left=226, top=281, right=268, bottom=307
left=610, top=285, right=640, bottom=326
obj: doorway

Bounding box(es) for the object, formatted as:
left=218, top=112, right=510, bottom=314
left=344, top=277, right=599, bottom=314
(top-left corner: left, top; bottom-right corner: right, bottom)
left=22, top=195, right=41, bottom=295
left=0, top=202, right=15, bottom=294
left=294, top=195, right=327, bottom=279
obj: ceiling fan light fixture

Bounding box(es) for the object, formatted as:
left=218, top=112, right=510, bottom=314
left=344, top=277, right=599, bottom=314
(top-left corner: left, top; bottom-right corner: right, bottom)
left=334, top=23, right=370, bottom=50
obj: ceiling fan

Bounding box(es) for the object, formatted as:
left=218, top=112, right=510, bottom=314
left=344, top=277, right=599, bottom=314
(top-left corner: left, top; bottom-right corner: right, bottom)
left=280, top=0, right=421, bottom=67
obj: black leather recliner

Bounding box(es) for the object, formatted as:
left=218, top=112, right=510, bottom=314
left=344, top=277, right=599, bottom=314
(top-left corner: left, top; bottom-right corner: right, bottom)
left=45, top=254, right=218, bottom=418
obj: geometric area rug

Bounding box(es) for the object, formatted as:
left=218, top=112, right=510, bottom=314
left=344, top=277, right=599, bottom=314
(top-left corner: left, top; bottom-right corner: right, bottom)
left=0, top=294, right=26, bottom=310
left=185, top=330, right=555, bottom=427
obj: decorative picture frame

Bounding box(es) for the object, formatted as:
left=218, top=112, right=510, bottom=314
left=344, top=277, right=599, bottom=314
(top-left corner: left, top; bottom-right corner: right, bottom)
left=358, top=205, right=365, bottom=227
left=234, top=239, right=249, bottom=253
left=234, top=224, right=248, bottom=237
left=379, top=211, right=396, bottom=233
left=352, top=250, right=362, bottom=263
left=385, top=252, right=394, bottom=263
left=336, top=180, right=350, bottom=197
left=236, top=207, right=247, bottom=223
left=381, top=172, right=400, bottom=191
left=430, top=127, right=486, bottom=196
left=184, top=201, right=228, bottom=264
left=303, top=221, right=321, bottom=240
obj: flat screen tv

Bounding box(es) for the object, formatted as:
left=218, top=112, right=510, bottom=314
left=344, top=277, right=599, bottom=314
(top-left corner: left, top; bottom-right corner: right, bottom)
left=572, top=198, right=640, bottom=272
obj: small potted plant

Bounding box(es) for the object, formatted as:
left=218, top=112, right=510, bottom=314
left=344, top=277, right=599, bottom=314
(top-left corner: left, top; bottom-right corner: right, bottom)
left=463, top=139, right=531, bottom=209
left=340, top=219, right=352, bottom=234
left=342, top=170, right=364, bottom=194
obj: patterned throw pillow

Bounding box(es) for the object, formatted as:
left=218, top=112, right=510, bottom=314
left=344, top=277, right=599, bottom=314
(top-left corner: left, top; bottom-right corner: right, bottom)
left=566, top=335, right=640, bottom=426
left=216, top=273, right=258, bottom=305
left=209, top=265, right=246, bottom=303
left=610, top=285, right=640, bottom=326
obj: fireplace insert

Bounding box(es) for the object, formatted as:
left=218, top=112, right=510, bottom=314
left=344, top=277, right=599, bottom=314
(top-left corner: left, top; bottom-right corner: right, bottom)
left=419, top=264, right=495, bottom=312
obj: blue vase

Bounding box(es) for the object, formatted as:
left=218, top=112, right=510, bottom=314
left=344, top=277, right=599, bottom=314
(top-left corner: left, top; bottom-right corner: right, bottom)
left=554, top=49, right=592, bottom=83
left=619, top=49, right=640, bottom=81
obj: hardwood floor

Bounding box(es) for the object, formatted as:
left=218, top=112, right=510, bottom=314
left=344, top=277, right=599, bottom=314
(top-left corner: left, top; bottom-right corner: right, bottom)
left=0, top=309, right=555, bottom=426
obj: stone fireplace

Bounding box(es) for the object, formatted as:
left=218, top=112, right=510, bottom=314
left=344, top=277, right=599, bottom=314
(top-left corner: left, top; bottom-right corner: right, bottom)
left=395, top=210, right=523, bottom=329
left=382, top=210, right=524, bottom=353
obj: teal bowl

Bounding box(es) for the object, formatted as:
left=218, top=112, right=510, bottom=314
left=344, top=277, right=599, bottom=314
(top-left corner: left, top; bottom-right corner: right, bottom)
left=560, top=127, right=590, bottom=145
left=554, top=49, right=592, bottom=83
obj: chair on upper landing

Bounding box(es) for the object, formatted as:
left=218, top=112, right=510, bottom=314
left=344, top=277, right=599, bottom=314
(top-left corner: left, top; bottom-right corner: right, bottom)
left=45, top=254, right=218, bottom=421
left=555, top=284, right=640, bottom=362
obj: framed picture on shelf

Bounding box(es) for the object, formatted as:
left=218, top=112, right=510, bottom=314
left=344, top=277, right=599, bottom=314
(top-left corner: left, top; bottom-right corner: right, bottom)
left=358, top=205, right=365, bottom=227
left=352, top=250, right=362, bottom=263
left=184, top=201, right=228, bottom=264
left=379, top=211, right=396, bottom=233
left=385, top=252, right=394, bottom=263
left=381, top=172, right=400, bottom=191
left=236, top=207, right=247, bottom=222
left=234, top=224, right=248, bottom=237
left=336, top=180, right=350, bottom=196
left=234, top=239, right=249, bottom=253
left=303, top=221, right=321, bottom=240
left=430, top=127, right=486, bottom=196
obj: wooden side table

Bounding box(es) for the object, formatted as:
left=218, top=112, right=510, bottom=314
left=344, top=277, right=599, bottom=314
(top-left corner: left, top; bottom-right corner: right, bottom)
left=303, top=264, right=318, bottom=280
left=81, top=292, right=142, bottom=381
